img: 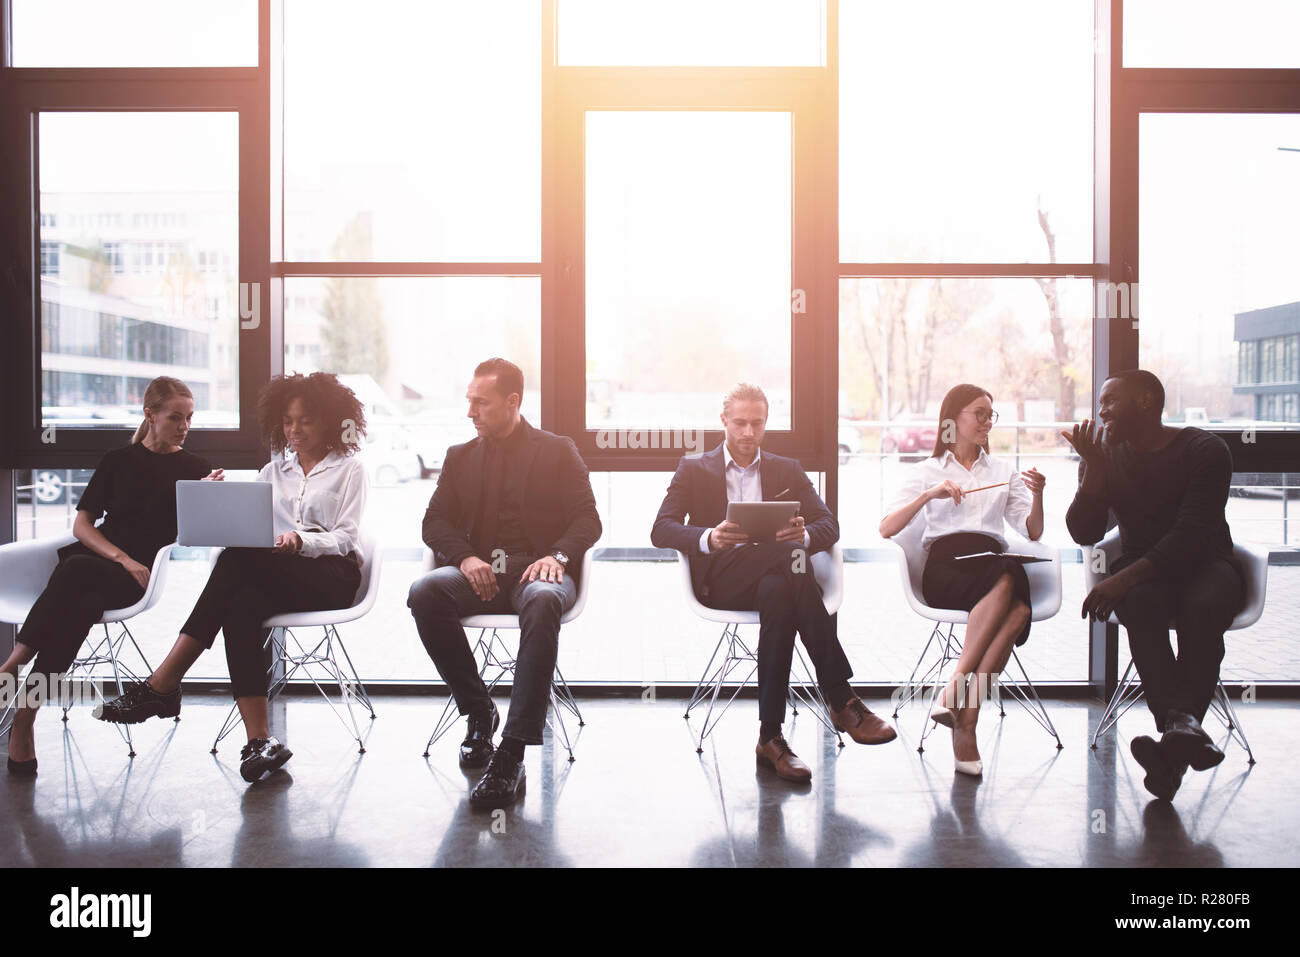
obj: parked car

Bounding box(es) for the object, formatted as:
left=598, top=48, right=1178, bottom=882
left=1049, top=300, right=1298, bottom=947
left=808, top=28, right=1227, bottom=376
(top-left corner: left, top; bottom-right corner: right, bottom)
left=16, top=468, right=93, bottom=506
left=359, top=426, right=423, bottom=486
left=882, top=416, right=938, bottom=455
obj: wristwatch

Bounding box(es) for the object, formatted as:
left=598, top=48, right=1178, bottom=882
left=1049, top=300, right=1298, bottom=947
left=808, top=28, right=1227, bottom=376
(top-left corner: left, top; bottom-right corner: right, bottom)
left=551, top=550, right=570, bottom=566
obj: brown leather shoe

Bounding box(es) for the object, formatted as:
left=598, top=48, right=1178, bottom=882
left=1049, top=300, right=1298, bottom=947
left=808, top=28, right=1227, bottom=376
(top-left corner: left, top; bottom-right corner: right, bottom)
left=755, top=735, right=812, bottom=783
left=832, top=698, right=898, bottom=745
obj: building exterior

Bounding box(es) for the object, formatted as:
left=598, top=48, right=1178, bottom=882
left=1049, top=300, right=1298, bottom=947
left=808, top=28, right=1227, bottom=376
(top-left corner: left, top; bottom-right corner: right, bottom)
left=1234, top=300, right=1300, bottom=423
left=38, top=190, right=239, bottom=425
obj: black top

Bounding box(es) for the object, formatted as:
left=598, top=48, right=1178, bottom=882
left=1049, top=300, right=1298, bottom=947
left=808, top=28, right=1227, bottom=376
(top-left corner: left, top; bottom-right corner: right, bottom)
left=471, top=422, right=535, bottom=561
left=60, top=442, right=212, bottom=567
left=421, top=417, right=602, bottom=584
left=1065, top=427, right=1234, bottom=578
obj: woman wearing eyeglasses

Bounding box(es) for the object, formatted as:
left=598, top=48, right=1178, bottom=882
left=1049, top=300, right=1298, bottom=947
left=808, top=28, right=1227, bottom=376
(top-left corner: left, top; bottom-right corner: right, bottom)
left=879, top=383, right=1045, bottom=776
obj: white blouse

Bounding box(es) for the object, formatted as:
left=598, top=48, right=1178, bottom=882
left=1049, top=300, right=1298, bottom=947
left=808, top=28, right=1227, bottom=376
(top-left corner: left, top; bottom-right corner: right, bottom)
left=256, top=449, right=368, bottom=562
left=886, top=448, right=1033, bottom=551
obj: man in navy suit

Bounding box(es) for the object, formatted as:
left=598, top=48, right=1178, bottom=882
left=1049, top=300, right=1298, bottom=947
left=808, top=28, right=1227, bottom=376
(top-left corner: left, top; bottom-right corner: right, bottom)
left=652, top=384, right=895, bottom=782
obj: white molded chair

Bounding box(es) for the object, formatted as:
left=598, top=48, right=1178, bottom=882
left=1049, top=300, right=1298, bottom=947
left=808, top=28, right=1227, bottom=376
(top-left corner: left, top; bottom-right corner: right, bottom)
left=890, top=519, right=1063, bottom=752
left=678, top=543, right=847, bottom=753
left=420, top=548, right=594, bottom=763
left=0, top=533, right=176, bottom=756
left=1084, top=528, right=1266, bottom=763
left=210, top=531, right=384, bottom=754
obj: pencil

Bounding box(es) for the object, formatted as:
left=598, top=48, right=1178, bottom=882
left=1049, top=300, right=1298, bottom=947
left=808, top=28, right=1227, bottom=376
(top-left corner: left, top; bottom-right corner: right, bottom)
left=964, top=481, right=1009, bottom=494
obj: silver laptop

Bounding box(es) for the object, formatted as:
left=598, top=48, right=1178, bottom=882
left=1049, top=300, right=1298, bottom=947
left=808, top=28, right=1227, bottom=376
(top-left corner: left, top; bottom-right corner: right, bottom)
left=176, top=481, right=275, bottom=547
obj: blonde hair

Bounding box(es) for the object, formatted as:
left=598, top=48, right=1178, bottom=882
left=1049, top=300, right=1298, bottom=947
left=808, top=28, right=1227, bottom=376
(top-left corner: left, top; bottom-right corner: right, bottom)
left=132, top=376, right=194, bottom=444
left=721, top=382, right=769, bottom=417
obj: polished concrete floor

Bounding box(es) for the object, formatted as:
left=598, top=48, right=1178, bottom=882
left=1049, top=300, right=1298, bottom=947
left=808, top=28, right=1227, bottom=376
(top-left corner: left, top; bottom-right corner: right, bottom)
left=1, top=693, right=1295, bottom=867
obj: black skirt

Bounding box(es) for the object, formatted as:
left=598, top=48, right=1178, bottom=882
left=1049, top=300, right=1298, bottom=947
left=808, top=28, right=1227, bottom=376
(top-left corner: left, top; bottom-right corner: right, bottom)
left=921, top=532, right=1033, bottom=646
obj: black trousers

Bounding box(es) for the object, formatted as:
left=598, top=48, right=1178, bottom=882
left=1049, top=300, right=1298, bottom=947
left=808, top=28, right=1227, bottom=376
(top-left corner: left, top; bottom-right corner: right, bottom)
left=17, top=552, right=145, bottom=686
left=181, top=548, right=361, bottom=699
left=406, top=553, right=577, bottom=746
left=701, top=542, right=853, bottom=727
left=1112, top=553, right=1244, bottom=730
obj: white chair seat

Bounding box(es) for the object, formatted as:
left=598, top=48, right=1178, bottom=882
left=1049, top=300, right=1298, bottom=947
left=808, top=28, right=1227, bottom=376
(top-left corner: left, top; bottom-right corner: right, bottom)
left=210, top=530, right=385, bottom=754
left=889, top=517, right=1063, bottom=750
left=0, top=532, right=177, bottom=756
left=1084, top=528, right=1264, bottom=762
left=894, top=521, right=1063, bottom=625
left=420, top=547, right=595, bottom=762
left=1082, top=529, right=1268, bottom=631
left=676, top=543, right=847, bottom=750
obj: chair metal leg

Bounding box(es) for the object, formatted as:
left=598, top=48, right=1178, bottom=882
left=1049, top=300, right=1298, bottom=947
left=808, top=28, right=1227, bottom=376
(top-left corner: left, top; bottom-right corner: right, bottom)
left=1208, top=682, right=1255, bottom=765
left=693, top=625, right=760, bottom=752
left=684, top=629, right=730, bottom=717
left=1090, top=658, right=1142, bottom=748
left=218, top=623, right=376, bottom=755
left=894, top=621, right=948, bottom=717
left=789, top=644, right=845, bottom=747
left=997, top=648, right=1063, bottom=750
left=1090, top=663, right=1254, bottom=764
left=423, top=628, right=587, bottom=759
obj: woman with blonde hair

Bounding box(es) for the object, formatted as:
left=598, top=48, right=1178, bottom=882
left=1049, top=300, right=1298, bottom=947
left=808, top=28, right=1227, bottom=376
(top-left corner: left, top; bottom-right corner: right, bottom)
left=879, top=383, right=1046, bottom=776
left=1, top=376, right=220, bottom=774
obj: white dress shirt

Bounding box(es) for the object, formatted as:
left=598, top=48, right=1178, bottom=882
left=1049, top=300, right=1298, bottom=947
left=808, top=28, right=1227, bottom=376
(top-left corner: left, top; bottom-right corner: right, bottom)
left=257, top=449, right=368, bottom=562
left=699, top=445, right=811, bottom=553
left=886, top=448, right=1033, bottom=551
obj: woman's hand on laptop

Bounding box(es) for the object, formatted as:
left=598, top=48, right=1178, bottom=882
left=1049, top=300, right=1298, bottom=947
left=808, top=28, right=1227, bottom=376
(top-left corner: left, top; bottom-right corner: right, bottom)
left=273, top=531, right=302, bottom=554
left=202, top=469, right=225, bottom=481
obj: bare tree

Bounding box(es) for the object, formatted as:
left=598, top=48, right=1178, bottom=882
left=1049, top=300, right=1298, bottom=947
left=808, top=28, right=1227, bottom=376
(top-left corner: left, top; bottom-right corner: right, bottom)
left=1035, top=201, right=1076, bottom=421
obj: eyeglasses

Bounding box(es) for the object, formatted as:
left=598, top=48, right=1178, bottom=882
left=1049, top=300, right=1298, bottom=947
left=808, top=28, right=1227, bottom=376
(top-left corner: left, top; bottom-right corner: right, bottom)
left=960, top=410, right=999, bottom=425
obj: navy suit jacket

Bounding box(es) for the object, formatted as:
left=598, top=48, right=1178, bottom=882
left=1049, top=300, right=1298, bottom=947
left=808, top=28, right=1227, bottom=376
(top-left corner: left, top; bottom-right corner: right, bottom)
left=650, top=444, right=838, bottom=595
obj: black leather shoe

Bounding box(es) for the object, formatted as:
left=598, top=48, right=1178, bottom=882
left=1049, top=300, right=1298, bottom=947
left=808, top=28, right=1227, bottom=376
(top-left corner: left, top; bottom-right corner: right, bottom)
left=459, top=702, right=499, bottom=769
left=94, top=680, right=181, bottom=724
left=1131, top=735, right=1186, bottom=802
left=1161, top=709, right=1225, bottom=772
left=239, top=737, right=293, bottom=783
left=469, top=749, right=525, bottom=809
left=6, top=757, right=37, bottom=777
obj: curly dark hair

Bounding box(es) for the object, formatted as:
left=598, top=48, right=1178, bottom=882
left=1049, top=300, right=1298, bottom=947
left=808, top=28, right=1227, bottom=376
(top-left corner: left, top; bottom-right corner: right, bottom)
left=257, top=372, right=367, bottom=456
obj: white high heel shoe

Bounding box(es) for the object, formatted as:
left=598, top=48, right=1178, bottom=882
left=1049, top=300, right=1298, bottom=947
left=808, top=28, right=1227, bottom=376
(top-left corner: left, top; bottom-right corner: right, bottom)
left=954, top=758, right=983, bottom=776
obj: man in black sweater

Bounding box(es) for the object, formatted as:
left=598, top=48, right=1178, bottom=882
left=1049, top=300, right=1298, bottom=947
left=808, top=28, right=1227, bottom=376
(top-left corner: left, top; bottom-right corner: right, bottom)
left=1063, top=369, right=1243, bottom=802
left=408, top=358, right=601, bottom=809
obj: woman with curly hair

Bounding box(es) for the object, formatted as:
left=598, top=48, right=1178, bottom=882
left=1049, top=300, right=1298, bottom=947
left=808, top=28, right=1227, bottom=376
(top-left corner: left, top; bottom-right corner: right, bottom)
left=97, top=373, right=369, bottom=783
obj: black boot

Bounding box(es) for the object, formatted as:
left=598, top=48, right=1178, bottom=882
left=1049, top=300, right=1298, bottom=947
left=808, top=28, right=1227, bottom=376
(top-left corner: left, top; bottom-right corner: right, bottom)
left=469, top=748, right=525, bottom=809
left=1130, top=735, right=1187, bottom=802
left=239, top=736, right=293, bottom=783
left=459, top=702, right=499, bottom=769
left=94, top=679, right=181, bottom=724
left=1161, top=709, right=1225, bottom=772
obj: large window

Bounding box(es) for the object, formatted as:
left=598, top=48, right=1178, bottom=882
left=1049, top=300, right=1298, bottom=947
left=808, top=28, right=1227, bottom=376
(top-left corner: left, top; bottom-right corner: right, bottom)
left=38, top=112, right=240, bottom=429
left=282, top=0, right=541, bottom=263
left=6, top=2, right=1300, bottom=690
left=585, top=111, right=793, bottom=430
left=12, top=0, right=258, bottom=67
left=1139, top=113, right=1300, bottom=428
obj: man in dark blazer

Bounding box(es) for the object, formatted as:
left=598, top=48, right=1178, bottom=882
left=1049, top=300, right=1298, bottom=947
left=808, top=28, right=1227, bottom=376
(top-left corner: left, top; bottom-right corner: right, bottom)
left=409, top=358, right=601, bottom=809
left=652, top=383, right=895, bottom=783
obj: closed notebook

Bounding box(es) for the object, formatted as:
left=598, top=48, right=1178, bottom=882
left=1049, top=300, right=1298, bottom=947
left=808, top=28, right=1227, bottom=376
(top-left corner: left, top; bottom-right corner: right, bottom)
left=953, top=551, right=1050, bottom=564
